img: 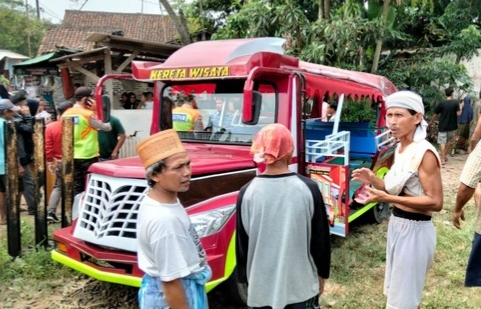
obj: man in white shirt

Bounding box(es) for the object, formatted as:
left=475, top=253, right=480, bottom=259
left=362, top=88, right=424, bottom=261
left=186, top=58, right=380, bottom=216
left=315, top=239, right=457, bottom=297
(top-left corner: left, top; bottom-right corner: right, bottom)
left=136, top=129, right=211, bottom=309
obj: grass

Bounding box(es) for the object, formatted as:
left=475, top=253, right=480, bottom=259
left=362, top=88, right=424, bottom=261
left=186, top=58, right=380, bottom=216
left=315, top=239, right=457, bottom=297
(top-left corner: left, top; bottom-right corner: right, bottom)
left=1, top=172, right=481, bottom=308
left=0, top=220, right=77, bottom=301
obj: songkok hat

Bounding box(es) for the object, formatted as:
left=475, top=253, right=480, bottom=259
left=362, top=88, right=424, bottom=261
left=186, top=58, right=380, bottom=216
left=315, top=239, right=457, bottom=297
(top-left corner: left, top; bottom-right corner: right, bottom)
left=385, top=90, right=428, bottom=142
left=251, top=123, right=293, bottom=164
left=136, top=129, right=186, bottom=168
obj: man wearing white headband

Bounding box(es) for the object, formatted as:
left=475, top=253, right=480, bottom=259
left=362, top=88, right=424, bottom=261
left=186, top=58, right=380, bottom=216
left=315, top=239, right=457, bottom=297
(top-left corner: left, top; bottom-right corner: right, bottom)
left=352, top=90, right=443, bottom=309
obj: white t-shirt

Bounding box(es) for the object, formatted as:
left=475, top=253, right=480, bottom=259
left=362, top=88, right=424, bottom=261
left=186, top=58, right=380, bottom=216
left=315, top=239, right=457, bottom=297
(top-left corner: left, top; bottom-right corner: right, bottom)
left=136, top=195, right=206, bottom=281
left=143, top=101, right=154, bottom=110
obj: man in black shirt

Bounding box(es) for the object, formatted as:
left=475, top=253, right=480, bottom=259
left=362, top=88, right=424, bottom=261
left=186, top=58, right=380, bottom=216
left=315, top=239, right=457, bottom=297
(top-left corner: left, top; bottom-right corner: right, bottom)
left=429, top=87, right=462, bottom=164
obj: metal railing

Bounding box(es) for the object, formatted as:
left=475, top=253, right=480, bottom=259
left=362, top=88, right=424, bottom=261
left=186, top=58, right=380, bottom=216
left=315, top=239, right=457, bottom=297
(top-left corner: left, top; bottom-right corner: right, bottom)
left=305, top=131, right=350, bottom=165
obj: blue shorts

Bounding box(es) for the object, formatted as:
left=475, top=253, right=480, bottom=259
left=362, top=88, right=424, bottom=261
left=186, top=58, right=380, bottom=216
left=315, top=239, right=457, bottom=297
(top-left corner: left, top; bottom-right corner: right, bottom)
left=465, top=232, right=481, bottom=287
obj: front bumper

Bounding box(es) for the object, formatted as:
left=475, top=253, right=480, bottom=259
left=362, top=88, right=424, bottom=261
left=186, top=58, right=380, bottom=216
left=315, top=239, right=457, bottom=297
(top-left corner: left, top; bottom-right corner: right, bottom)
left=51, top=225, right=230, bottom=292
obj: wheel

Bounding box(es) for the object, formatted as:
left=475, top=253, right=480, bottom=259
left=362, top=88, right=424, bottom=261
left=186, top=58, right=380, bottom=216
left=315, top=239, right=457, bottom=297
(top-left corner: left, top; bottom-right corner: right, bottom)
left=370, top=202, right=391, bottom=224
left=222, top=268, right=248, bottom=306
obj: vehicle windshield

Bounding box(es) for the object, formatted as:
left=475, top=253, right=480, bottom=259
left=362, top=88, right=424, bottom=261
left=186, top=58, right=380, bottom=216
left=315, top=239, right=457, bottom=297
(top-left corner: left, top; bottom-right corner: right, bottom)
left=161, top=79, right=277, bottom=145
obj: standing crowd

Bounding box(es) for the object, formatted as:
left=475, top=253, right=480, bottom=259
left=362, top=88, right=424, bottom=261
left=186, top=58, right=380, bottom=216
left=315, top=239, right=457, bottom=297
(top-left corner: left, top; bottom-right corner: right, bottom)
left=2, top=83, right=481, bottom=309
left=133, top=88, right=481, bottom=309
left=0, top=85, right=126, bottom=224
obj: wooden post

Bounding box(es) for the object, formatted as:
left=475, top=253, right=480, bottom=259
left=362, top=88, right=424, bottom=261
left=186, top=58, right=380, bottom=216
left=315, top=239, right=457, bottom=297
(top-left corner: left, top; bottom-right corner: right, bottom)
left=33, top=118, right=47, bottom=248
left=61, top=117, right=74, bottom=227
left=5, top=121, right=20, bottom=257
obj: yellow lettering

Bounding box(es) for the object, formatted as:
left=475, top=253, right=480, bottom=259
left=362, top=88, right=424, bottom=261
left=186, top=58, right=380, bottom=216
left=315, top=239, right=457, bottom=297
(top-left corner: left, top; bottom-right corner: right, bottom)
left=209, top=68, right=217, bottom=77
left=150, top=70, right=159, bottom=80
left=220, top=66, right=229, bottom=76
left=190, top=68, right=202, bottom=78
left=152, top=67, right=233, bottom=79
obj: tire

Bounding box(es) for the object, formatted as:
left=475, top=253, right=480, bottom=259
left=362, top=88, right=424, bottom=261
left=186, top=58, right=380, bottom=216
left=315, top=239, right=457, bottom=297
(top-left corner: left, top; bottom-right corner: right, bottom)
left=222, top=268, right=248, bottom=306
left=370, top=202, right=391, bottom=224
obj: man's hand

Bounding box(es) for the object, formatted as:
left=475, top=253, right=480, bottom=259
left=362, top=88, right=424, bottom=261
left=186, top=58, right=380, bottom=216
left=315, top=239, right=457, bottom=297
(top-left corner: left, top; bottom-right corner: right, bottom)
left=351, top=168, right=376, bottom=185
left=18, top=165, right=25, bottom=178
left=452, top=209, right=466, bottom=229
left=354, top=186, right=388, bottom=205
left=47, top=163, right=56, bottom=175
left=110, top=151, right=119, bottom=160
left=318, top=277, right=325, bottom=296
left=20, top=105, right=30, bottom=116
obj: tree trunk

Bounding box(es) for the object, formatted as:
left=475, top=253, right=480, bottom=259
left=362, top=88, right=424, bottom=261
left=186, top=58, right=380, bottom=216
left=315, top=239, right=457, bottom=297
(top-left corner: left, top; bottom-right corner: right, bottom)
left=371, top=0, right=391, bottom=73
left=158, top=0, right=192, bottom=45
left=455, top=54, right=462, bottom=65
left=323, top=0, right=330, bottom=19
left=318, top=0, right=323, bottom=21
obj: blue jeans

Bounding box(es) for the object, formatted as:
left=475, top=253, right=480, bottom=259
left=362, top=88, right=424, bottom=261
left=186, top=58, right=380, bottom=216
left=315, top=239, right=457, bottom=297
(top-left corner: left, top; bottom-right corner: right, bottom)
left=465, top=232, right=481, bottom=287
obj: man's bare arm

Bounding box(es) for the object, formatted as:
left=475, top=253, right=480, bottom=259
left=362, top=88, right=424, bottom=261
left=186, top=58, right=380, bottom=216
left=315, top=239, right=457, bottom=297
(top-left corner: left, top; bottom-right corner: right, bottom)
left=428, top=113, right=438, bottom=127
left=163, top=279, right=189, bottom=309
left=111, top=133, right=126, bottom=158
left=89, top=116, right=112, bottom=131
left=470, top=118, right=481, bottom=151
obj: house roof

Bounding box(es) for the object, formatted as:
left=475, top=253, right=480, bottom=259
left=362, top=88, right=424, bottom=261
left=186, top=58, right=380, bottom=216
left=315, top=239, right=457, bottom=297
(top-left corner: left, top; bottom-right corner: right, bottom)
left=0, top=49, right=29, bottom=61
left=38, top=10, right=178, bottom=55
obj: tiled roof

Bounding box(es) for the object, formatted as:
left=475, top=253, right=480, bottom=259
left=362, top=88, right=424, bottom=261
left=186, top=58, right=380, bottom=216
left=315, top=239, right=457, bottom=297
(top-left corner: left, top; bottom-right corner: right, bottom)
left=38, top=10, right=177, bottom=55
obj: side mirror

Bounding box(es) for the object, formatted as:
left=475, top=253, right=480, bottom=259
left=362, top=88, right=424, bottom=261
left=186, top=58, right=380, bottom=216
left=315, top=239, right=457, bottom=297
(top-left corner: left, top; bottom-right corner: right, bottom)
left=102, top=94, right=111, bottom=123
left=242, top=90, right=262, bottom=125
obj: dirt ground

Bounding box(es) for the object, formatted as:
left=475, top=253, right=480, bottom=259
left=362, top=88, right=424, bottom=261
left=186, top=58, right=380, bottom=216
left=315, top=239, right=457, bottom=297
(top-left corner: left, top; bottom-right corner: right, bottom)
left=0, top=151, right=471, bottom=309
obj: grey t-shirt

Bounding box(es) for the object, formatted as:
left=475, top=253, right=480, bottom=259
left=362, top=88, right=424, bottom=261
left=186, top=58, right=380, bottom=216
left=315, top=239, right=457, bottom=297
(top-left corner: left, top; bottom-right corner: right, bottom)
left=136, top=195, right=206, bottom=281
left=236, top=173, right=331, bottom=309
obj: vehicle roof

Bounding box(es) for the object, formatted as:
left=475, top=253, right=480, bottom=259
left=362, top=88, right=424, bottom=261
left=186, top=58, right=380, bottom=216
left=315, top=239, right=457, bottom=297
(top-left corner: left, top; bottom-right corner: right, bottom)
left=131, top=37, right=397, bottom=98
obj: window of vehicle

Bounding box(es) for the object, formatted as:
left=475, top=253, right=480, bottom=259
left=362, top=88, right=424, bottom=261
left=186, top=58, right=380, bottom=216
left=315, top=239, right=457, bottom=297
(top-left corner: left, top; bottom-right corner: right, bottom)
left=160, top=80, right=278, bottom=145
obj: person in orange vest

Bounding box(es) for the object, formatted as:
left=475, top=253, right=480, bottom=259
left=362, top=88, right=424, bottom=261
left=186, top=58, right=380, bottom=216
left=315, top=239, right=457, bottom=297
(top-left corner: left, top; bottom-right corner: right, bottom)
left=172, top=94, right=204, bottom=132
left=62, top=87, right=112, bottom=198
left=45, top=101, right=74, bottom=222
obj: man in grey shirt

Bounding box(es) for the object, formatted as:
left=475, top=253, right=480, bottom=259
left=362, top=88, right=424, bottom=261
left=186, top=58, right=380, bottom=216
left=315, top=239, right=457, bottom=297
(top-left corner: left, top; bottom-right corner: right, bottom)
left=236, top=123, right=331, bottom=309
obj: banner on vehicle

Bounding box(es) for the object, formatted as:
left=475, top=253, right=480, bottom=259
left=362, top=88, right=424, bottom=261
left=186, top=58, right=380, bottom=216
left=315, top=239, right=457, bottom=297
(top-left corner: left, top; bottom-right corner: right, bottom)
left=150, top=66, right=230, bottom=80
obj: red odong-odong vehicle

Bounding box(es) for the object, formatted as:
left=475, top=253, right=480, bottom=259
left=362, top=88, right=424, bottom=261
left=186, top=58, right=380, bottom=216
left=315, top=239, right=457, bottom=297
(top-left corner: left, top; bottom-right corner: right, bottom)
left=51, top=37, right=397, bottom=304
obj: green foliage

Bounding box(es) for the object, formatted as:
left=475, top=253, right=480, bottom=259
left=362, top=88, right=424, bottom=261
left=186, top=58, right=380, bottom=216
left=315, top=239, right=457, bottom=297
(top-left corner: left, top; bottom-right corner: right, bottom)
left=379, top=55, right=473, bottom=113
left=207, top=0, right=479, bottom=110
left=341, top=98, right=378, bottom=125
left=440, top=25, right=481, bottom=63
left=0, top=0, right=50, bottom=56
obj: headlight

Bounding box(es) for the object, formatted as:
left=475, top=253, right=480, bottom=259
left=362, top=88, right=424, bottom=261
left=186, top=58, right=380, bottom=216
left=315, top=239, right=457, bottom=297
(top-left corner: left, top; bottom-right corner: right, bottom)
left=190, top=205, right=236, bottom=237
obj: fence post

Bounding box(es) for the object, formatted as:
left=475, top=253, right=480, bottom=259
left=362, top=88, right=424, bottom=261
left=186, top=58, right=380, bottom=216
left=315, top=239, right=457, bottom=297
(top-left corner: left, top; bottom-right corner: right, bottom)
left=61, top=117, right=74, bottom=228
left=33, top=118, right=47, bottom=248
left=5, top=121, right=20, bottom=257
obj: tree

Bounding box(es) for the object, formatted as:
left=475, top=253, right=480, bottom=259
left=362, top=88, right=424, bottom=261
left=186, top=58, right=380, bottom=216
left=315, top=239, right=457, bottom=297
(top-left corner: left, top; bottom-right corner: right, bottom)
left=206, top=0, right=477, bottom=107
left=158, top=0, right=192, bottom=45
left=0, top=0, right=49, bottom=56
left=436, top=0, right=481, bottom=64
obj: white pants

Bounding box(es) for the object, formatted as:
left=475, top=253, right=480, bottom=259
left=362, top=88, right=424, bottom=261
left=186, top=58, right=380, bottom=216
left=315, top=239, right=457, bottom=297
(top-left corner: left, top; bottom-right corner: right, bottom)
left=384, top=215, right=436, bottom=309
